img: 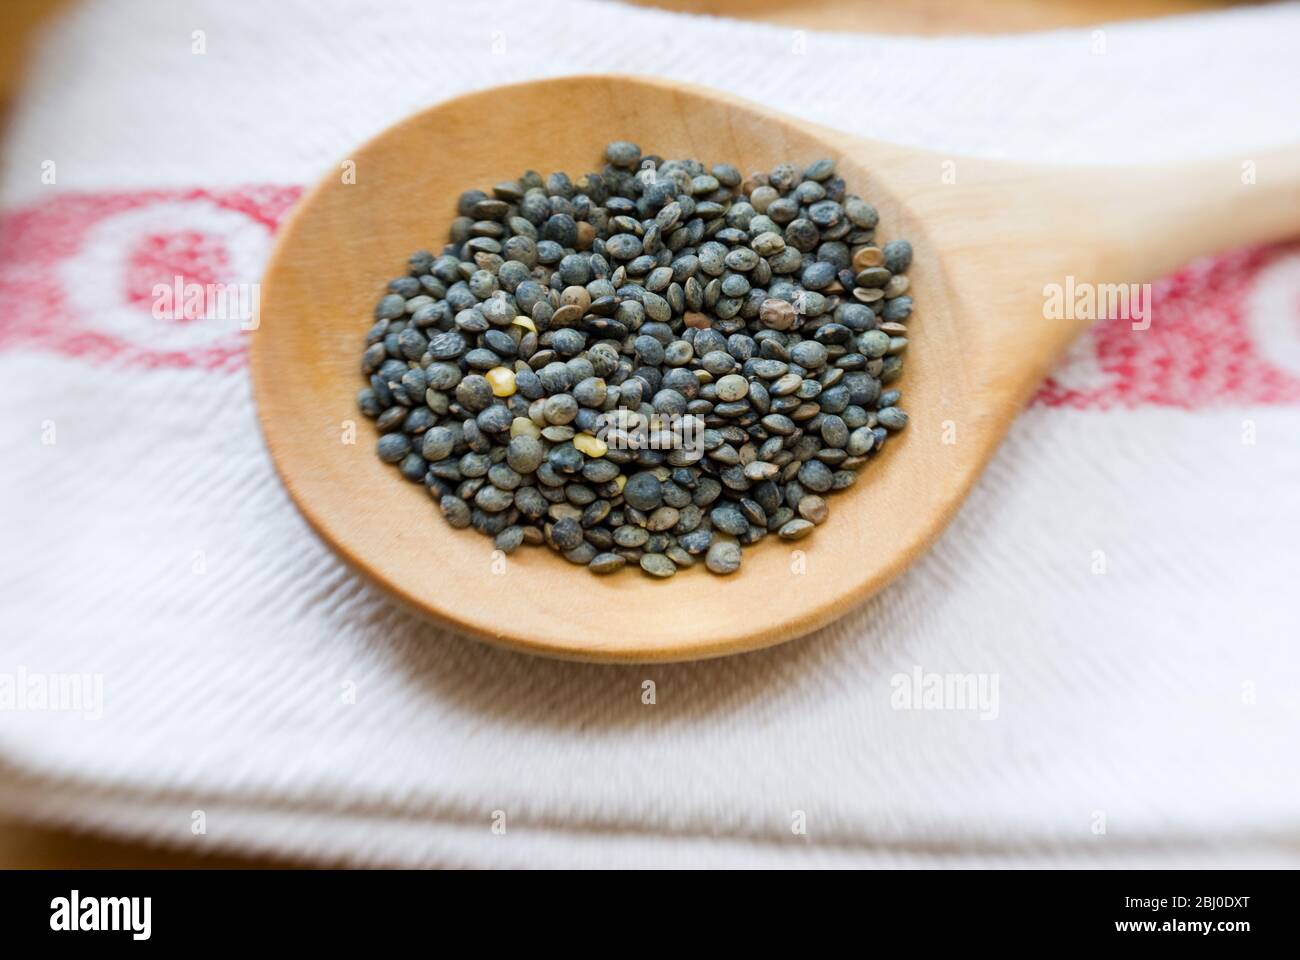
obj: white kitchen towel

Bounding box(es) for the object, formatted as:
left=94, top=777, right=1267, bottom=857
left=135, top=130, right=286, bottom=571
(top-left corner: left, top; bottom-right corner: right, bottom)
left=1, top=0, right=1298, bottom=868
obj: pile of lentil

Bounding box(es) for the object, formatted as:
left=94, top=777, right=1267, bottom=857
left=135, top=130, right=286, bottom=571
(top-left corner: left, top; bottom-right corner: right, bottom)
left=358, top=142, right=912, bottom=578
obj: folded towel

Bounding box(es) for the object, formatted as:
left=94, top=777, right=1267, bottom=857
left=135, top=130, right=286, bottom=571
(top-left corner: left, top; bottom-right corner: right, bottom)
left=1, top=0, right=1297, bottom=867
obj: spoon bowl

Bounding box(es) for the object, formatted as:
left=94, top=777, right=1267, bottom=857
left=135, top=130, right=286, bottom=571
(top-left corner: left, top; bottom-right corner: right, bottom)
left=251, top=75, right=1299, bottom=661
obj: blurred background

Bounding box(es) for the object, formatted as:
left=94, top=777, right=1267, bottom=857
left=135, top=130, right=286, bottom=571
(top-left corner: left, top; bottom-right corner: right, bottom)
left=0, top=0, right=1264, bottom=129
left=0, top=0, right=1280, bottom=869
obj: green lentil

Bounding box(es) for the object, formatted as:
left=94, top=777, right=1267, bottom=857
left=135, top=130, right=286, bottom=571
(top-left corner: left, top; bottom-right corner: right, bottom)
left=361, top=140, right=913, bottom=578
left=588, top=552, right=626, bottom=574
left=640, top=554, right=677, bottom=578
left=705, top=540, right=742, bottom=575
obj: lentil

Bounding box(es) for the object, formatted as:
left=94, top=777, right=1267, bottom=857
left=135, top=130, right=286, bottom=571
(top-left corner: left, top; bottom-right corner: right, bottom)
left=360, top=141, right=912, bottom=577
left=705, top=540, right=743, bottom=575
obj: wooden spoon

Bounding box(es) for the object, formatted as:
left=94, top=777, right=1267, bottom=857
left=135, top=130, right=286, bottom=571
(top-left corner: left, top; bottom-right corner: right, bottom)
left=251, top=75, right=1300, bottom=662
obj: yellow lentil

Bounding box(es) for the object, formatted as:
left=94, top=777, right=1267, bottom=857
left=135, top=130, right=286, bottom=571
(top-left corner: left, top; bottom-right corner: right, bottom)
left=485, top=366, right=516, bottom=397
left=573, top=433, right=608, bottom=458
left=510, top=417, right=541, bottom=439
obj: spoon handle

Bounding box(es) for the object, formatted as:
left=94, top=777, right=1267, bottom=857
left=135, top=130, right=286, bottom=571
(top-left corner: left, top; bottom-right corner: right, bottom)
left=1078, top=144, right=1300, bottom=283
left=863, top=139, right=1300, bottom=417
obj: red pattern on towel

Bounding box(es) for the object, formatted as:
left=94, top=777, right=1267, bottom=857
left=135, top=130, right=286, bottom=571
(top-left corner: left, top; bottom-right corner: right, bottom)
left=2, top=187, right=1299, bottom=406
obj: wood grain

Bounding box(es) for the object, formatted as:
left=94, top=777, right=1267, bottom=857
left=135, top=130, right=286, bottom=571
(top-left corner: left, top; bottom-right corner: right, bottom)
left=626, top=0, right=1248, bottom=34
left=0, top=0, right=72, bottom=113
left=0, top=817, right=291, bottom=869
left=250, top=75, right=1300, bottom=663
